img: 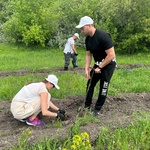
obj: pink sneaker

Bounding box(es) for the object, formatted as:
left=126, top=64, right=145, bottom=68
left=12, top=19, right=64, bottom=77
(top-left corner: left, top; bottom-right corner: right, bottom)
left=26, top=117, right=45, bottom=126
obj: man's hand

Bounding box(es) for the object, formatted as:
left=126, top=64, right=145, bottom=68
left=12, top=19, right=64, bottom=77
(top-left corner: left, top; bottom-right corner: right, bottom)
left=95, top=67, right=101, bottom=73
left=74, top=53, right=78, bottom=56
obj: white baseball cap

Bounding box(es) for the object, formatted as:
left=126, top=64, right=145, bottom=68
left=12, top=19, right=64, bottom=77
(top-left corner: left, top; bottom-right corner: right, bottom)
left=74, top=33, right=80, bottom=39
left=45, top=74, right=60, bottom=89
left=76, top=16, right=94, bottom=28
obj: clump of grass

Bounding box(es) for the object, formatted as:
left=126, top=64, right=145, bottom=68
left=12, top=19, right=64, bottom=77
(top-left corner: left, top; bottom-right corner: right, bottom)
left=28, top=137, right=63, bottom=150
left=47, top=119, right=63, bottom=128
left=9, top=128, right=32, bottom=150
left=94, top=112, right=150, bottom=150
left=69, top=111, right=100, bottom=137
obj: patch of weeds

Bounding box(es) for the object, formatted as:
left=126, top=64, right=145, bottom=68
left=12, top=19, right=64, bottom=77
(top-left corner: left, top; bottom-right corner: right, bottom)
left=94, top=112, right=150, bottom=150
left=28, top=136, right=63, bottom=150
left=69, top=111, right=100, bottom=137
left=9, top=128, right=32, bottom=150
left=76, top=112, right=100, bottom=127
left=47, top=119, right=63, bottom=128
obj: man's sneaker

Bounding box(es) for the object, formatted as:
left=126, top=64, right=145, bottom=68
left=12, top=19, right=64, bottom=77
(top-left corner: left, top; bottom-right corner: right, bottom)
left=26, top=117, right=45, bottom=126
left=72, top=61, right=78, bottom=68
left=73, top=65, right=78, bottom=68
left=17, top=118, right=28, bottom=122
left=64, top=67, right=68, bottom=71
left=84, top=105, right=90, bottom=110
left=94, top=109, right=100, bottom=117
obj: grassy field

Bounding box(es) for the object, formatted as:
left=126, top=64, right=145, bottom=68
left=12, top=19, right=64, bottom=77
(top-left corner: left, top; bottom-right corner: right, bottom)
left=1, top=43, right=150, bottom=150
left=0, top=43, right=150, bottom=101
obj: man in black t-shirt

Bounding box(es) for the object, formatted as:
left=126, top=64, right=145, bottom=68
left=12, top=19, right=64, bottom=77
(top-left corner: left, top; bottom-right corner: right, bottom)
left=76, top=16, right=116, bottom=116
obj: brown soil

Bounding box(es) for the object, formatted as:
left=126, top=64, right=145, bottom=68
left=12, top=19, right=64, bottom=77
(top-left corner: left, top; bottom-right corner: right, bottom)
left=0, top=65, right=150, bottom=149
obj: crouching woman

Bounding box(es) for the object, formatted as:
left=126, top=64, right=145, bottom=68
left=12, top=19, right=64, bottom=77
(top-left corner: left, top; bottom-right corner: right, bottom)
left=10, top=74, right=65, bottom=127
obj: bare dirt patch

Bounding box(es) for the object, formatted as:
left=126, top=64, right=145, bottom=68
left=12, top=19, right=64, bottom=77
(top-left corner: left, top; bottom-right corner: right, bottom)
left=0, top=65, right=150, bottom=149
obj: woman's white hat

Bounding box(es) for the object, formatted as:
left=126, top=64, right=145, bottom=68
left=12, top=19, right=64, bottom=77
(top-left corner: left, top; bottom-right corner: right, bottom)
left=45, top=74, right=60, bottom=89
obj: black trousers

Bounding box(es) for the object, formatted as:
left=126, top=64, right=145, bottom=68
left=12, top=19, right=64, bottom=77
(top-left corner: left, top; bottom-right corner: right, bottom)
left=85, top=61, right=116, bottom=110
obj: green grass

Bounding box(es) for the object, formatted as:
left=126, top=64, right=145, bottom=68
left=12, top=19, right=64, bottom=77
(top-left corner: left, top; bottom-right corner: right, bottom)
left=0, top=43, right=87, bottom=71
left=116, top=53, right=150, bottom=65
left=0, top=43, right=67, bottom=71
left=0, top=43, right=150, bottom=101
left=95, top=112, right=150, bottom=150
left=109, top=67, right=150, bottom=94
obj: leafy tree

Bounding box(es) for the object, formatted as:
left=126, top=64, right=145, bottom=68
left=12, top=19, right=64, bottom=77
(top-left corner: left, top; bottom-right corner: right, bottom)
left=111, top=0, right=150, bottom=53
left=51, top=0, right=102, bottom=49
left=0, top=0, right=13, bottom=43
left=0, top=0, right=12, bottom=23
left=1, top=0, right=150, bottom=53
left=3, top=0, right=61, bottom=46
left=85, top=0, right=150, bottom=53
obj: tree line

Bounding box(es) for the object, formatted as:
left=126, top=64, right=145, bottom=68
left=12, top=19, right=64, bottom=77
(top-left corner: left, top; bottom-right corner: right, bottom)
left=0, top=0, right=150, bottom=54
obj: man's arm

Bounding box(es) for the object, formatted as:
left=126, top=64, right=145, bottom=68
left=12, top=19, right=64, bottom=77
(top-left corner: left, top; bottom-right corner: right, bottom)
left=71, top=44, right=77, bottom=54
left=85, top=51, right=92, bottom=78
left=99, top=47, right=115, bottom=68
left=95, top=47, right=116, bottom=73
